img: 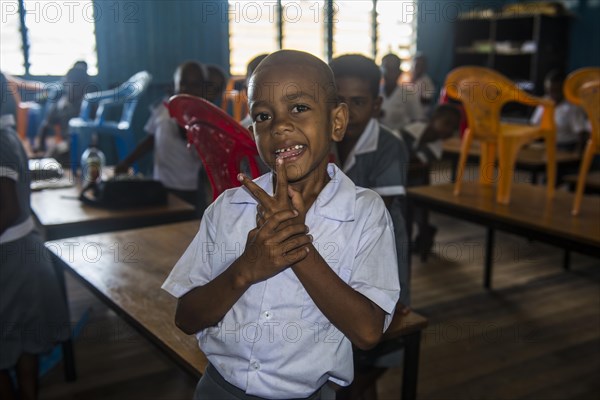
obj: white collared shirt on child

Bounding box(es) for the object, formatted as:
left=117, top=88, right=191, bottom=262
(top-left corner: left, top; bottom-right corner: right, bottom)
left=162, top=163, right=400, bottom=399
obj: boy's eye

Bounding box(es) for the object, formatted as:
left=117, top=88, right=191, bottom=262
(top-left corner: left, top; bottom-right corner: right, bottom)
left=254, top=112, right=271, bottom=123
left=291, top=104, right=310, bottom=113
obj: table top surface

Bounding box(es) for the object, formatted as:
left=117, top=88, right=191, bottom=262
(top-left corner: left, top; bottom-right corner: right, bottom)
left=48, top=220, right=207, bottom=377
left=47, top=220, right=428, bottom=378
left=31, top=184, right=195, bottom=227
left=408, top=183, right=600, bottom=247
left=442, top=137, right=581, bottom=166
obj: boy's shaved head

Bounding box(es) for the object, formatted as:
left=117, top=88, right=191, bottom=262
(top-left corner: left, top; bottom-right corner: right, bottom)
left=249, top=49, right=338, bottom=107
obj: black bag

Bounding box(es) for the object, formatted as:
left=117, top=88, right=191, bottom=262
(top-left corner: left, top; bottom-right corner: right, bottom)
left=79, top=178, right=168, bottom=209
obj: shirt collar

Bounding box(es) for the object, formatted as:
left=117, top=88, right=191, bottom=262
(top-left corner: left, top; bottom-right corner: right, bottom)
left=230, top=163, right=356, bottom=222
left=342, top=118, right=379, bottom=172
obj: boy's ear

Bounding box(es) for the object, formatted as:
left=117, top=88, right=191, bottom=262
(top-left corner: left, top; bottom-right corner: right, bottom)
left=330, top=103, right=348, bottom=143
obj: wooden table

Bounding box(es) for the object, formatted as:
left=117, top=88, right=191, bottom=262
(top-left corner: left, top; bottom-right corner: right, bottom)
left=442, top=137, right=581, bottom=183
left=408, top=183, right=600, bottom=289
left=563, top=171, right=600, bottom=194
left=31, top=184, right=197, bottom=240
left=47, top=221, right=428, bottom=400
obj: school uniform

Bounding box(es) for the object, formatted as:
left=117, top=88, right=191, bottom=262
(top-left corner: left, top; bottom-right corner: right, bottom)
left=333, top=118, right=410, bottom=306
left=0, top=126, right=70, bottom=369
left=162, top=163, right=400, bottom=399
left=379, top=84, right=425, bottom=131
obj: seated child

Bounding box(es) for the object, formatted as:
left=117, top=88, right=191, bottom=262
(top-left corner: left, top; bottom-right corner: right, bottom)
left=330, top=53, right=410, bottom=400
left=530, top=69, right=589, bottom=152
left=1, top=121, right=70, bottom=399
left=162, top=49, right=401, bottom=400
left=379, top=53, right=425, bottom=131
left=115, top=61, right=207, bottom=214
left=400, top=104, right=461, bottom=253
left=204, top=64, right=228, bottom=105
left=35, top=60, right=90, bottom=153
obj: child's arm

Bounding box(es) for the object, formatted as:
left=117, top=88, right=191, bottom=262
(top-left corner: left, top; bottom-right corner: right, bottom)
left=174, top=209, right=312, bottom=334
left=239, top=161, right=388, bottom=350
left=114, top=135, right=154, bottom=174
left=292, top=243, right=387, bottom=350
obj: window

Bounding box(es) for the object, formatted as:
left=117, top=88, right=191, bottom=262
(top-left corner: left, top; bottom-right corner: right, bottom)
left=228, top=0, right=417, bottom=75
left=0, top=0, right=98, bottom=76
left=0, top=2, right=25, bottom=75
left=332, top=1, right=373, bottom=58
left=281, top=0, right=325, bottom=58
left=376, top=1, right=416, bottom=71
left=228, top=1, right=279, bottom=76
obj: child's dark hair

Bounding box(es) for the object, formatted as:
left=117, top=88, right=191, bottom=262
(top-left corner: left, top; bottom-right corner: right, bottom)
left=431, top=104, right=461, bottom=123
left=329, top=54, right=381, bottom=99
left=545, top=69, right=566, bottom=85
left=382, top=53, right=401, bottom=69
left=207, top=64, right=228, bottom=94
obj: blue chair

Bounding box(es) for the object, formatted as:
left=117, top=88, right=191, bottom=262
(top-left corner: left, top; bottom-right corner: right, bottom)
left=69, top=71, right=152, bottom=173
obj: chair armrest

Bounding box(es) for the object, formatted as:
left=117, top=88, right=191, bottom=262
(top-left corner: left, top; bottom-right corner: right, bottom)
left=83, top=88, right=120, bottom=103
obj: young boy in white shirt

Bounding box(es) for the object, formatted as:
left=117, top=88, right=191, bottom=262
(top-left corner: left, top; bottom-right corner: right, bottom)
left=162, top=50, right=400, bottom=400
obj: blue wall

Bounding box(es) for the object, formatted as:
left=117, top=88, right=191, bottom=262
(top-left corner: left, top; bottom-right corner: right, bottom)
left=91, top=0, right=230, bottom=165
left=94, top=0, right=229, bottom=89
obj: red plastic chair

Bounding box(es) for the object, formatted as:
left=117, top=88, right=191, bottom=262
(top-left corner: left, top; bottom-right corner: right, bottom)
left=167, top=94, right=262, bottom=200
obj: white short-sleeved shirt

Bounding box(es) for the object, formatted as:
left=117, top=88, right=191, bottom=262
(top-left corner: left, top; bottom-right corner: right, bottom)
left=162, top=163, right=400, bottom=399
left=145, top=103, right=202, bottom=191
left=380, top=84, right=425, bottom=131
left=530, top=100, right=589, bottom=145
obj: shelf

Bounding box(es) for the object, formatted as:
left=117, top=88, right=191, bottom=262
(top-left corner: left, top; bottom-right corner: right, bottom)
left=452, top=13, right=569, bottom=95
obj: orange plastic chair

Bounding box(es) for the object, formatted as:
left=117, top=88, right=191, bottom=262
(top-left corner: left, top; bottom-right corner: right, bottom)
left=563, top=67, right=600, bottom=215
left=221, top=76, right=247, bottom=122
left=444, top=66, right=557, bottom=204
left=168, top=94, right=262, bottom=200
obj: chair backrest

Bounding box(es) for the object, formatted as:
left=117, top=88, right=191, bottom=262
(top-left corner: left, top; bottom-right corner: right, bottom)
left=444, top=66, right=546, bottom=140
left=168, top=94, right=261, bottom=200
left=577, top=81, right=600, bottom=151
left=563, top=67, right=600, bottom=107
left=79, top=71, right=152, bottom=125
left=564, top=68, right=600, bottom=150
left=221, top=76, right=247, bottom=121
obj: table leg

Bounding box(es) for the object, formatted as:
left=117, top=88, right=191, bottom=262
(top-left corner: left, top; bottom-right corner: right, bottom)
left=484, top=228, right=495, bottom=289
left=563, top=250, right=571, bottom=270
left=402, top=331, right=422, bottom=400
left=531, top=170, right=539, bottom=185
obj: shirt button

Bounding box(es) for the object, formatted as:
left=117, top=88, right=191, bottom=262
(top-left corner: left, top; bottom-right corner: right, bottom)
left=264, top=311, right=271, bottom=319
left=251, top=361, right=260, bottom=370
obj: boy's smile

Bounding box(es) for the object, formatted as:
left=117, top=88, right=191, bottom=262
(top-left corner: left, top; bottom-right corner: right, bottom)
left=248, top=63, right=347, bottom=188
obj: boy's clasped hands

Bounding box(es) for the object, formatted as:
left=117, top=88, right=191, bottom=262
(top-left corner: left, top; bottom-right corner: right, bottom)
left=237, top=158, right=312, bottom=283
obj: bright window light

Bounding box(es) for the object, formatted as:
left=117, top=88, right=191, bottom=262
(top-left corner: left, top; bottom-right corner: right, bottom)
left=281, top=0, right=325, bottom=61
left=0, top=1, right=26, bottom=75
left=228, top=0, right=278, bottom=76
left=376, top=0, right=416, bottom=70
left=23, top=0, right=98, bottom=75
left=333, top=0, right=372, bottom=58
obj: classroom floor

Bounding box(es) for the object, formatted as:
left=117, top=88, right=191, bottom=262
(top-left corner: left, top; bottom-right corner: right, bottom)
left=39, top=167, right=600, bottom=399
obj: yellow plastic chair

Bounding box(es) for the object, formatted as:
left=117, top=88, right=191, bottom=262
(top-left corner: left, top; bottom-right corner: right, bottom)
left=444, top=66, right=557, bottom=204
left=563, top=67, right=600, bottom=215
